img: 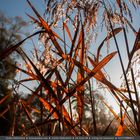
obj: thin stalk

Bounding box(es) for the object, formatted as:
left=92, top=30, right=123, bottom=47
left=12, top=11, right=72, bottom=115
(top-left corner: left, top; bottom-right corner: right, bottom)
left=78, top=20, right=85, bottom=136
left=102, top=117, right=115, bottom=136
left=108, top=88, right=136, bottom=130
left=121, top=15, right=140, bottom=134
left=56, top=78, right=63, bottom=136
left=123, top=27, right=140, bottom=133
left=62, top=16, right=74, bottom=130
left=119, top=0, right=140, bottom=133
left=62, top=16, right=68, bottom=75
left=79, top=116, right=83, bottom=136
left=10, top=103, right=16, bottom=136
left=68, top=84, right=73, bottom=126
left=62, top=17, right=67, bottom=55
left=86, top=58, right=97, bottom=135
left=103, top=1, right=140, bottom=134
left=88, top=79, right=97, bottom=135
left=40, top=88, right=43, bottom=136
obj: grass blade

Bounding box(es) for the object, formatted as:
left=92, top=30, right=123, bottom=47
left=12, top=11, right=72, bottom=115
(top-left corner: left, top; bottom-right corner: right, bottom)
left=0, top=93, right=11, bottom=105
left=0, top=107, right=9, bottom=118
left=127, top=28, right=140, bottom=72
left=61, top=51, right=117, bottom=105
left=63, top=22, right=72, bottom=42
left=0, top=30, right=45, bottom=61
left=115, top=112, right=126, bottom=136
left=21, top=101, right=41, bottom=135
left=76, top=24, right=85, bottom=135
left=96, top=28, right=122, bottom=62
left=27, top=0, right=63, bottom=55
left=102, top=118, right=115, bottom=136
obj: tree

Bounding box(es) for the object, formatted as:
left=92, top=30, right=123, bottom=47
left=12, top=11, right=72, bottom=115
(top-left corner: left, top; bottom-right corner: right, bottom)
left=0, top=11, right=27, bottom=135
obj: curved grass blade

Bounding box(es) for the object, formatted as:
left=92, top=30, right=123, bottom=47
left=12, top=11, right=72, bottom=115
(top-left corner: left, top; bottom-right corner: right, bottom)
left=126, top=28, right=140, bottom=73
left=88, top=56, right=125, bottom=92
left=60, top=51, right=117, bottom=105
left=88, top=56, right=106, bottom=79
left=69, top=20, right=80, bottom=57
left=20, top=49, right=59, bottom=101
left=27, top=0, right=63, bottom=55
left=96, top=28, right=122, bottom=62
left=65, top=26, right=82, bottom=86
left=18, top=53, right=78, bottom=135
left=88, top=55, right=133, bottom=107
left=18, top=78, right=36, bottom=83
left=26, top=13, right=63, bottom=42
left=39, top=97, right=78, bottom=135
left=0, top=30, right=45, bottom=61
left=102, top=100, right=135, bottom=136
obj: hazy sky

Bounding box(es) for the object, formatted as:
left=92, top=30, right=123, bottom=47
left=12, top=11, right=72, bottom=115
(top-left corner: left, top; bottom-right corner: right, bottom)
left=0, top=0, right=44, bottom=18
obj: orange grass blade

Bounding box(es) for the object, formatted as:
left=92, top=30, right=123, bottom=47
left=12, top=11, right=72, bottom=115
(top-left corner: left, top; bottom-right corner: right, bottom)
left=14, top=64, right=39, bottom=80
left=116, top=0, right=121, bottom=7
left=115, top=110, right=127, bottom=136
left=0, top=107, right=9, bottom=118
left=69, top=20, right=80, bottom=57
left=0, top=93, right=11, bottom=105
left=21, top=101, right=41, bottom=135
left=102, top=117, right=115, bottom=136
left=63, top=22, right=72, bottom=42
left=26, top=13, right=41, bottom=26
left=76, top=25, right=85, bottom=128
left=27, top=13, right=63, bottom=42
left=65, top=26, right=82, bottom=86
left=27, top=0, right=63, bottom=55
left=21, top=49, right=59, bottom=101
left=61, top=52, right=117, bottom=105
left=88, top=55, right=124, bottom=93
left=102, top=100, right=120, bottom=121
left=115, top=125, right=124, bottom=136
left=39, top=97, right=58, bottom=119
left=102, top=100, right=134, bottom=135
left=39, top=97, right=77, bottom=135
